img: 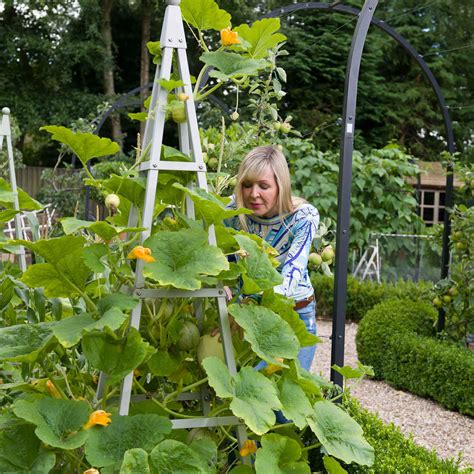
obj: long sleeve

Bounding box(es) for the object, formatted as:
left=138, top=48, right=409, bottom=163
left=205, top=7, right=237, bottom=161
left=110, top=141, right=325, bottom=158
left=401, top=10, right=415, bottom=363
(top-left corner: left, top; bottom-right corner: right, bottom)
left=274, top=209, right=319, bottom=299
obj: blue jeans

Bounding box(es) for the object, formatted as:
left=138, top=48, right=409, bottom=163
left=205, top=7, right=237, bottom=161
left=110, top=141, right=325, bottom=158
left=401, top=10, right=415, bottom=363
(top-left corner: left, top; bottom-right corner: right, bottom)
left=255, top=299, right=317, bottom=371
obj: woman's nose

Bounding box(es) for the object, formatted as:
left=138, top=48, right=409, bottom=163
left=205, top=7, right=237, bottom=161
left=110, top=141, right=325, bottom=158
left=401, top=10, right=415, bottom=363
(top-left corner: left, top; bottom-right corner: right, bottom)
left=250, top=186, right=259, bottom=197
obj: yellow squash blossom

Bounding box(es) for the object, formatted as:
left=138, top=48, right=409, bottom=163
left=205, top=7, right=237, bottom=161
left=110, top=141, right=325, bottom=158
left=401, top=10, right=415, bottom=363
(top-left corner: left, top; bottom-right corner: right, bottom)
left=83, top=410, right=112, bottom=430
left=83, top=469, right=100, bottom=474
left=220, top=28, right=240, bottom=46
left=262, top=357, right=284, bottom=376
left=127, top=245, right=155, bottom=263
left=46, top=380, right=61, bottom=399
left=239, top=439, right=257, bottom=457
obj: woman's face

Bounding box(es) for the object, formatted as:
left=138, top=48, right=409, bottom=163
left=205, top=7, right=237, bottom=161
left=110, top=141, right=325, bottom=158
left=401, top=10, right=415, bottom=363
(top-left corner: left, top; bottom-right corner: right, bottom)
left=241, top=166, right=279, bottom=218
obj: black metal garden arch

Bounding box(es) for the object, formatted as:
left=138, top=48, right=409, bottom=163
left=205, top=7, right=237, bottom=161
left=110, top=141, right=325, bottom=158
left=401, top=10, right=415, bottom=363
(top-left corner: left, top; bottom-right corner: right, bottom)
left=91, top=1, right=455, bottom=387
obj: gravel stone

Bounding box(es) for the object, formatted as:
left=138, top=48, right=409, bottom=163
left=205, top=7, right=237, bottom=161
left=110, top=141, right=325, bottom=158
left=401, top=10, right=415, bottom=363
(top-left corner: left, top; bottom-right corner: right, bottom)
left=310, top=319, right=474, bottom=469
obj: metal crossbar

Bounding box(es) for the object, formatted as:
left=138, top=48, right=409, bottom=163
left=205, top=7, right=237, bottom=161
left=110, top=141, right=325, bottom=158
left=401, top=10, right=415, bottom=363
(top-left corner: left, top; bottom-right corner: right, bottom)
left=96, top=0, right=248, bottom=456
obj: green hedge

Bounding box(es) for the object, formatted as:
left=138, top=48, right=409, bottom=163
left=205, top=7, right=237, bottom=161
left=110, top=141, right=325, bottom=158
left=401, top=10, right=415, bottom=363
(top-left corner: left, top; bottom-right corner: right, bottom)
left=344, top=397, right=470, bottom=473
left=356, top=299, right=474, bottom=416
left=311, top=274, right=432, bottom=321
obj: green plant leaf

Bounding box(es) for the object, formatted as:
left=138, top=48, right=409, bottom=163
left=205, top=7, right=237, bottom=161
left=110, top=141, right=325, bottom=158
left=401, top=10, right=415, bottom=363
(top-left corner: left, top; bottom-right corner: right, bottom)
left=331, top=363, right=374, bottom=380
left=254, top=434, right=310, bottom=473
left=146, top=41, right=161, bottom=64
left=128, top=111, right=147, bottom=122
left=307, top=400, right=374, bottom=466
left=150, top=439, right=216, bottom=473
left=234, top=235, right=282, bottom=293
left=0, top=209, right=19, bottom=222
left=120, top=448, right=150, bottom=474
left=15, top=235, right=86, bottom=264
left=201, top=51, right=268, bottom=80
left=0, top=322, right=55, bottom=362
left=100, top=175, right=146, bottom=207
left=61, top=217, right=142, bottom=242
left=234, top=18, right=287, bottom=59
left=83, top=243, right=109, bottom=272
left=203, top=357, right=281, bottom=435
left=278, top=377, right=313, bottom=429
left=147, top=350, right=182, bottom=376
left=97, top=293, right=139, bottom=313
left=13, top=398, right=89, bottom=449
left=173, top=184, right=252, bottom=226
left=180, top=0, right=230, bottom=32
left=159, top=78, right=185, bottom=92
left=261, top=291, right=321, bottom=347
left=82, top=327, right=155, bottom=380
left=0, top=419, right=55, bottom=472
left=85, top=414, right=172, bottom=467
left=40, top=125, right=120, bottom=167
left=0, top=178, right=43, bottom=211
left=143, top=228, right=229, bottom=290
left=52, top=308, right=128, bottom=348
left=228, top=304, right=299, bottom=365
left=323, top=455, right=348, bottom=474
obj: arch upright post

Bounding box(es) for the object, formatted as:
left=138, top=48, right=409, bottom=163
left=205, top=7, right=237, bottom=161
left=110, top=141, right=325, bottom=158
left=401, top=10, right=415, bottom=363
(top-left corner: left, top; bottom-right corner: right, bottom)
left=330, top=0, right=379, bottom=388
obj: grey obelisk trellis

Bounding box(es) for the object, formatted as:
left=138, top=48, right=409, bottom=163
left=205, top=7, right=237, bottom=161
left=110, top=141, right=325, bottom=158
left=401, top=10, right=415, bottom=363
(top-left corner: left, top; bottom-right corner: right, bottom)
left=98, top=0, right=248, bottom=452
left=0, top=107, right=26, bottom=271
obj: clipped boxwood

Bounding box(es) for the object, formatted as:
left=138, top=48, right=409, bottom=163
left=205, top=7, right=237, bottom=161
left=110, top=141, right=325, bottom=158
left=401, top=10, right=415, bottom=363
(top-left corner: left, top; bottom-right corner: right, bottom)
left=356, top=299, right=474, bottom=415
left=344, top=397, right=470, bottom=473
left=311, top=274, right=432, bottom=321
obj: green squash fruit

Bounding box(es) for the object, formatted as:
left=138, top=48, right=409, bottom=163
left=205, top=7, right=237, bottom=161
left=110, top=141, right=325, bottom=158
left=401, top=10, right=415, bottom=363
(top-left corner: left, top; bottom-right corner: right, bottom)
left=177, top=321, right=200, bottom=351
left=186, top=427, right=218, bottom=445
left=197, top=334, right=225, bottom=365
left=171, top=102, right=186, bottom=124
left=432, top=297, right=443, bottom=308
left=309, top=252, right=322, bottom=266
left=321, top=246, right=335, bottom=262
left=207, top=157, right=219, bottom=169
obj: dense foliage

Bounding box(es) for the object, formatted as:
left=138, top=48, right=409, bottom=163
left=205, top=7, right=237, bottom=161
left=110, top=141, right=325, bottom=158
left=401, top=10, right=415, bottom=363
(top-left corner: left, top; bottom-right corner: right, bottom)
left=356, top=299, right=474, bottom=415
left=0, top=0, right=473, bottom=164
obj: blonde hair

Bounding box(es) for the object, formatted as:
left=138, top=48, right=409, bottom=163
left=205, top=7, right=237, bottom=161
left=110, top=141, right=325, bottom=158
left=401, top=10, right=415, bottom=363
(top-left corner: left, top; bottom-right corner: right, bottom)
left=235, top=145, right=305, bottom=230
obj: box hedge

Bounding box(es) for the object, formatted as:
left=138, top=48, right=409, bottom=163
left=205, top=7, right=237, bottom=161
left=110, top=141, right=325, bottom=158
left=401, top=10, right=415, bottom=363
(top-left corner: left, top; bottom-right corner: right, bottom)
left=356, top=299, right=474, bottom=416
left=311, top=274, right=432, bottom=321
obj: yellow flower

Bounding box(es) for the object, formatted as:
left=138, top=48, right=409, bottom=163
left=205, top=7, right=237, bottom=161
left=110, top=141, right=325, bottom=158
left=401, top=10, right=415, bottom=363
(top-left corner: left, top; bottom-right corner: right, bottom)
left=239, top=439, right=257, bottom=457
left=46, top=380, right=61, bottom=399
left=262, top=357, right=284, bottom=376
left=83, top=410, right=112, bottom=430
left=220, top=28, right=240, bottom=46
left=127, top=245, right=155, bottom=263
left=83, top=469, right=100, bottom=474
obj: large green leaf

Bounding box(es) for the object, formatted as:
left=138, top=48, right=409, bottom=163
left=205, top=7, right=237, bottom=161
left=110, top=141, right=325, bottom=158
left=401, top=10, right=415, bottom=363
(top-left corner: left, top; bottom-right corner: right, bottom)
left=52, top=307, right=129, bottom=348
left=254, top=434, right=310, bottom=474
left=0, top=209, right=19, bottom=222
left=150, top=439, right=217, bottom=473
left=14, top=398, right=89, bottom=449
left=203, top=357, right=281, bottom=435
left=97, top=293, right=139, bottom=313
left=61, top=217, right=142, bottom=242
left=41, top=125, right=120, bottom=167
left=83, top=243, right=109, bottom=272
left=180, top=0, right=230, bottom=31
left=234, top=235, right=282, bottom=293
left=307, top=401, right=374, bottom=466
left=0, top=419, right=55, bottom=472
left=120, top=448, right=150, bottom=474
left=0, top=178, right=43, bottom=211
left=144, top=228, right=228, bottom=290
left=261, top=291, right=321, bottom=347
left=173, top=183, right=252, bottom=225
left=228, top=304, right=299, bottom=365
left=278, top=377, right=313, bottom=429
left=82, top=327, right=155, bottom=380
left=201, top=51, right=268, bottom=81
left=323, top=456, right=348, bottom=474
left=85, top=414, right=172, bottom=467
left=17, top=236, right=90, bottom=296
left=234, top=18, right=287, bottom=59
left=0, top=323, right=55, bottom=362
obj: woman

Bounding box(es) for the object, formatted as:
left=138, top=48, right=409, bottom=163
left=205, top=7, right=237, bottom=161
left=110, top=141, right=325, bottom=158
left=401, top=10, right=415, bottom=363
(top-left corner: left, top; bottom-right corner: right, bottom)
left=225, top=145, right=319, bottom=371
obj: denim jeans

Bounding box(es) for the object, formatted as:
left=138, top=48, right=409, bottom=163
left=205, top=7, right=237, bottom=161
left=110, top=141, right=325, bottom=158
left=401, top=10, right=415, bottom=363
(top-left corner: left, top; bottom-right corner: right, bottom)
left=255, top=299, right=317, bottom=372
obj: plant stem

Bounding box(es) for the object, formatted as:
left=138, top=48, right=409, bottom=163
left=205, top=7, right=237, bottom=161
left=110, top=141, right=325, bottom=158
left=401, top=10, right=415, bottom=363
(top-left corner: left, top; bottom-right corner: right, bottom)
left=217, top=116, right=226, bottom=174
left=163, top=377, right=208, bottom=404
left=301, top=442, right=322, bottom=452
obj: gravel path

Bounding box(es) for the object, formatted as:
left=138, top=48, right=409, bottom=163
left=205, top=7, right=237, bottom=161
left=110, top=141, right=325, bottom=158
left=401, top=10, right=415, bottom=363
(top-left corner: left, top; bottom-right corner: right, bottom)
left=310, top=319, right=474, bottom=469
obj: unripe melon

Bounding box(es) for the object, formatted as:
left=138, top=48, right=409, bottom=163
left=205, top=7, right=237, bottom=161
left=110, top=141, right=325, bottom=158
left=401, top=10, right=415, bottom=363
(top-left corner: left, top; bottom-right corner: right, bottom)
left=197, top=334, right=225, bottom=365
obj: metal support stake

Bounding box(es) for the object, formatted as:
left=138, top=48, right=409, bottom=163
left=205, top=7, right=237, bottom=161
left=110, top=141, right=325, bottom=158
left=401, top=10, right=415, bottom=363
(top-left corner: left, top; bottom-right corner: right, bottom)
left=330, top=0, right=378, bottom=388
left=0, top=107, right=27, bottom=271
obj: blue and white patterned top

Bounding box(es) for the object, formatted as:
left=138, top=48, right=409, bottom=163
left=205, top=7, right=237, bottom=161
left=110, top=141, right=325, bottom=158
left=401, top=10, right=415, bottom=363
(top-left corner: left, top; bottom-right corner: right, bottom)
left=225, top=199, right=320, bottom=302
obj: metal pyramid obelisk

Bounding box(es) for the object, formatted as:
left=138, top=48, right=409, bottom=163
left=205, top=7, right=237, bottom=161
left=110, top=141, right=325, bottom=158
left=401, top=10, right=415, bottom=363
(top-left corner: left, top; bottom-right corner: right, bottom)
left=0, top=107, right=26, bottom=271
left=98, top=0, right=248, bottom=454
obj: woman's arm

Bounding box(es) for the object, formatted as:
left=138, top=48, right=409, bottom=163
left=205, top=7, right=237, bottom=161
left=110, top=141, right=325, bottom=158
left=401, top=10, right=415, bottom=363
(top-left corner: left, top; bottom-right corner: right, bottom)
left=274, top=209, right=319, bottom=298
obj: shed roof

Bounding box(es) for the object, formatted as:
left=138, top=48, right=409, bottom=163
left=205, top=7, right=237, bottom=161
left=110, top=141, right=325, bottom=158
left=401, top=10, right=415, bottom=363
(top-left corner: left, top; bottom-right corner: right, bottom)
left=407, top=161, right=462, bottom=188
